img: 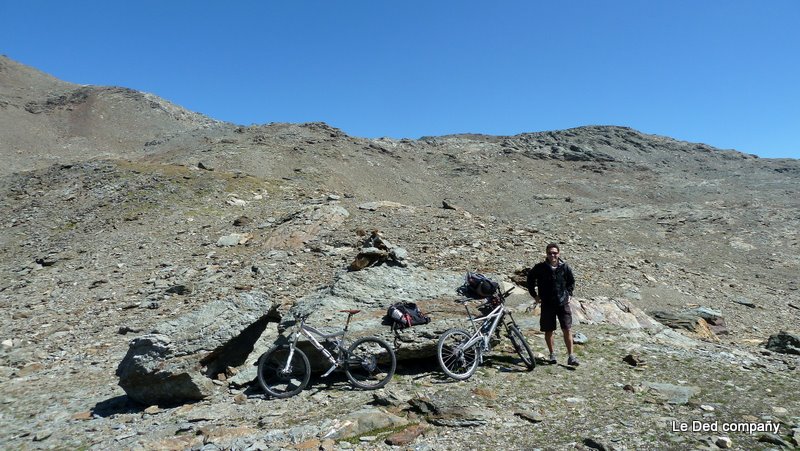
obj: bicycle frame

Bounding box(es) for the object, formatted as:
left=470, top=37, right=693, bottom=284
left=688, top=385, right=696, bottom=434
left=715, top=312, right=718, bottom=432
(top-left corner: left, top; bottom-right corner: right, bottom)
left=282, top=314, right=354, bottom=377
left=458, top=287, right=519, bottom=357
left=461, top=302, right=505, bottom=354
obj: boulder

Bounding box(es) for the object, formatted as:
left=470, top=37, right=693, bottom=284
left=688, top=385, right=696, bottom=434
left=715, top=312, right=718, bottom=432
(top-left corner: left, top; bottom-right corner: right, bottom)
left=649, top=310, right=720, bottom=342
left=281, top=264, right=470, bottom=367
left=409, top=390, right=497, bottom=427
left=116, top=291, right=274, bottom=405
left=765, top=330, right=800, bottom=355
left=321, top=407, right=409, bottom=440
left=385, top=424, right=426, bottom=446
left=684, top=306, right=728, bottom=335
left=572, top=297, right=661, bottom=329
left=643, top=381, right=701, bottom=405
left=216, top=232, right=252, bottom=247
left=226, top=326, right=280, bottom=387
left=348, top=230, right=409, bottom=270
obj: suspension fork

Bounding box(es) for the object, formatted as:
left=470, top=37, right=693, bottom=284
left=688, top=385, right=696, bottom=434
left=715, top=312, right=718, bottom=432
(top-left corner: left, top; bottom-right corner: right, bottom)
left=282, top=324, right=302, bottom=373
left=504, top=310, right=519, bottom=330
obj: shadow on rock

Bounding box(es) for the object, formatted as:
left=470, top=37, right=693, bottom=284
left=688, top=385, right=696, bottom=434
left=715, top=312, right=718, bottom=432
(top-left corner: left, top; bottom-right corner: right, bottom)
left=91, top=395, right=146, bottom=417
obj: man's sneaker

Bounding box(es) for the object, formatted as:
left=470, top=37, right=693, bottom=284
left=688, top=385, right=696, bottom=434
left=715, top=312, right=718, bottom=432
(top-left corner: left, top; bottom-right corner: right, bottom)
left=548, top=353, right=557, bottom=364
left=567, top=355, right=580, bottom=366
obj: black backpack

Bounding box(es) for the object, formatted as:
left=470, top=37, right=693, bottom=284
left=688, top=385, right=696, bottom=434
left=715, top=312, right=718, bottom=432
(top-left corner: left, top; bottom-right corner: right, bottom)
left=457, top=272, right=499, bottom=299
left=384, top=302, right=431, bottom=330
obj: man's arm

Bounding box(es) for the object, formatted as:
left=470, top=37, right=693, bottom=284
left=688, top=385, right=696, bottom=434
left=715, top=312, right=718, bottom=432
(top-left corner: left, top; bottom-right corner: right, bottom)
left=526, top=266, right=539, bottom=300
left=565, top=264, right=575, bottom=297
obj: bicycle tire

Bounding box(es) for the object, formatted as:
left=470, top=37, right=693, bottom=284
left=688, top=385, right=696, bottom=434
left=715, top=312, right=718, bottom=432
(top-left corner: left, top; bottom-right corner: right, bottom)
left=507, top=325, right=535, bottom=370
left=257, top=344, right=311, bottom=398
left=345, top=337, right=397, bottom=390
left=437, top=328, right=480, bottom=380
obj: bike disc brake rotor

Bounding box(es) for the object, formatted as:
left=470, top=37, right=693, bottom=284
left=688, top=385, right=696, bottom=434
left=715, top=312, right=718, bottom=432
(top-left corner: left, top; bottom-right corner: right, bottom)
left=278, top=366, right=294, bottom=378
left=359, top=355, right=378, bottom=372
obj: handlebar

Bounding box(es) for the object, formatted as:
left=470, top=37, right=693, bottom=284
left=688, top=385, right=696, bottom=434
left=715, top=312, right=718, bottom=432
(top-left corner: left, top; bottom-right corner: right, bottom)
left=454, top=286, right=515, bottom=304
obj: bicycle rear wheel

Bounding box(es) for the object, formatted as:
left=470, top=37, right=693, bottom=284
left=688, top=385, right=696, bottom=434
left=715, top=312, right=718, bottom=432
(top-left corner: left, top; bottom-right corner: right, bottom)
left=507, top=325, right=535, bottom=370
left=437, top=328, right=480, bottom=380
left=345, top=337, right=397, bottom=390
left=257, top=344, right=311, bottom=398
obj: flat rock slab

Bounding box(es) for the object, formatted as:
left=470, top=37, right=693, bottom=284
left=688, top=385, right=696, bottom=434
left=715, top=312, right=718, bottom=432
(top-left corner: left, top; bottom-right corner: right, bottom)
left=263, top=204, right=349, bottom=249
left=116, top=291, right=273, bottom=405
left=643, top=381, right=700, bottom=405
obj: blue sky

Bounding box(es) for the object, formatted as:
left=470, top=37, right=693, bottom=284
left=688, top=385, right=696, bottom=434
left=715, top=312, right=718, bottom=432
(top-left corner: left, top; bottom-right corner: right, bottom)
left=2, top=1, right=798, bottom=158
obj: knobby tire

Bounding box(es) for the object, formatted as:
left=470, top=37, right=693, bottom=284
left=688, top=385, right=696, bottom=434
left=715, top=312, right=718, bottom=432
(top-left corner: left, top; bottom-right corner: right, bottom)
left=345, top=337, right=397, bottom=390
left=437, top=328, right=480, bottom=380
left=257, top=344, right=311, bottom=399
left=507, top=325, right=535, bottom=370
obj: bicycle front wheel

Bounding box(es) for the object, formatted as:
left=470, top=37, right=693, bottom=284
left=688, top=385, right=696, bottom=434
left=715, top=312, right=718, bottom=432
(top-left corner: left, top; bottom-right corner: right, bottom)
left=437, top=328, right=480, bottom=380
left=257, top=344, right=311, bottom=398
left=507, top=325, right=535, bottom=370
left=345, top=337, right=397, bottom=390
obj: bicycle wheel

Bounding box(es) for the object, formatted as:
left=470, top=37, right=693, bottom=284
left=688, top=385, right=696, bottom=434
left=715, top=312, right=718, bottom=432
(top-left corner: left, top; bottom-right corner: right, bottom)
left=507, top=325, right=535, bottom=370
left=437, top=328, right=480, bottom=380
left=345, top=337, right=397, bottom=390
left=257, top=344, right=311, bottom=398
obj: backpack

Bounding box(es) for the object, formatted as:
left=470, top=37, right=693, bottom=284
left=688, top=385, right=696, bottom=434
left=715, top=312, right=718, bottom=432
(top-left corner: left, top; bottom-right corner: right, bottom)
left=384, top=302, right=431, bottom=330
left=457, top=272, right=499, bottom=299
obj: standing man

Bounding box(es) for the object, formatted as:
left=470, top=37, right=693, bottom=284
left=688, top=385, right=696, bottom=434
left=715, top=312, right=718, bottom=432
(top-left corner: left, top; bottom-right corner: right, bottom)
left=527, top=243, right=578, bottom=366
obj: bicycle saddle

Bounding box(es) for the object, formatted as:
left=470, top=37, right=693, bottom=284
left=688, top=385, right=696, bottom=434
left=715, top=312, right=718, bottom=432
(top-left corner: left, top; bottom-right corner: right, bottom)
left=340, top=309, right=361, bottom=315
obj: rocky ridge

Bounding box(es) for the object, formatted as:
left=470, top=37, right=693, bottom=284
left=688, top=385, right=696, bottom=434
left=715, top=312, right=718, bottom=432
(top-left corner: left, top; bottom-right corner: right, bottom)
left=0, top=56, right=798, bottom=450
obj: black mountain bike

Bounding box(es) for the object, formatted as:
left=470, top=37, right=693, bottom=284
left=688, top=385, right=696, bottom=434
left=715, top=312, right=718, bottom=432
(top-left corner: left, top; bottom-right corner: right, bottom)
left=257, top=309, right=396, bottom=398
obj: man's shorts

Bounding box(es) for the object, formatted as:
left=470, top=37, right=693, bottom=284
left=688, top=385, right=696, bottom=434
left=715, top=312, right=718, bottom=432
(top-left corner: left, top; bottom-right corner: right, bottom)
left=540, top=301, right=572, bottom=332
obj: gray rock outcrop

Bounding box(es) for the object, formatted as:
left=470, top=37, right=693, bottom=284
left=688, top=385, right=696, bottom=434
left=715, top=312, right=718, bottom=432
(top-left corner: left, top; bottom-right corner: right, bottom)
left=282, top=264, right=468, bottom=366
left=765, top=330, right=800, bottom=355
left=572, top=296, right=661, bottom=329
left=263, top=204, right=349, bottom=249
left=116, top=291, right=274, bottom=404
left=649, top=310, right=720, bottom=342
left=245, top=266, right=664, bottom=373
left=348, top=230, right=410, bottom=270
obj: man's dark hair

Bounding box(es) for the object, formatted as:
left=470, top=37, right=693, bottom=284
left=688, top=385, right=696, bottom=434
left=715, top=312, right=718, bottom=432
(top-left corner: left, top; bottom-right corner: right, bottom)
left=546, top=243, right=560, bottom=252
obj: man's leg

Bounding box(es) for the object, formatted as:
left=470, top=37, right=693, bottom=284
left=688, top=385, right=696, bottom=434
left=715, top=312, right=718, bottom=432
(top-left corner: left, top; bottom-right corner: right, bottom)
left=545, top=330, right=555, bottom=354
left=541, top=305, right=558, bottom=363
left=558, top=302, right=579, bottom=366
left=544, top=330, right=557, bottom=364
left=566, top=331, right=579, bottom=366
left=563, top=328, right=573, bottom=356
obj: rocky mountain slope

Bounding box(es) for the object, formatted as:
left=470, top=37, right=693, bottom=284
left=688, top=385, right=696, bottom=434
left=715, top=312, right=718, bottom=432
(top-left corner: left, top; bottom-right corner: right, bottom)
left=0, top=55, right=798, bottom=450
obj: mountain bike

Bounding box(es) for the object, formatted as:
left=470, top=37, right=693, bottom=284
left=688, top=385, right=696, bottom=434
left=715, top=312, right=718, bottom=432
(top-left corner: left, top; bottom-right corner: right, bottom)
left=437, top=287, right=535, bottom=380
left=257, top=309, right=396, bottom=398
